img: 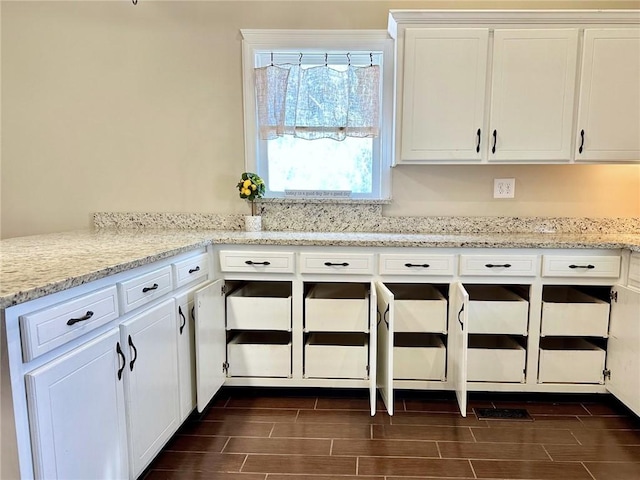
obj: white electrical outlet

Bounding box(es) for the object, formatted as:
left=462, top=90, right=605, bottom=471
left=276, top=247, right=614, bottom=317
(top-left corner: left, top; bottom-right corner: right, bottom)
left=494, top=178, right=515, bottom=198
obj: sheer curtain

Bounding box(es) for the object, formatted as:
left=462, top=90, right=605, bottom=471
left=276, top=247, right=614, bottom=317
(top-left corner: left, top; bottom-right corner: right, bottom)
left=255, top=63, right=380, bottom=141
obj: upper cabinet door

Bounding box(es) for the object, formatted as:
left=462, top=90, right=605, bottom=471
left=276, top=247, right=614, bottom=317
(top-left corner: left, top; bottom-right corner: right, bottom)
left=375, top=282, right=394, bottom=416
left=575, top=29, right=640, bottom=162
left=489, top=29, right=579, bottom=162
left=449, top=282, right=469, bottom=418
left=194, top=279, right=226, bottom=413
left=400, top=28, right=489, bottom=162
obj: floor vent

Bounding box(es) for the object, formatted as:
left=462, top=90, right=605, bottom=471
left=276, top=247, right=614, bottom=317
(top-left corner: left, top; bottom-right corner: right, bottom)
left=474, top=408, right=533, bottom=421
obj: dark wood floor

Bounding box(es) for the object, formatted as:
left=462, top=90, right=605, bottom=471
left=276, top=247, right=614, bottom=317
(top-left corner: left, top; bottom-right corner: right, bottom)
left=142, top=388, right=640, bottom=480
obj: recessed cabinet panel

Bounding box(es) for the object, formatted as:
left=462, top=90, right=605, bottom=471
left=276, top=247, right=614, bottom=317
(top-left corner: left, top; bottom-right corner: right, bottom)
left=117, top=266, right=173, bottom=314
left=575, top=29, right=640, bottom=162
left=467, top=335, right=526, bottom=383
left=538, top=338, right=606, bottom=384
left=304, top=283, right=369, bottom=332
left=20, top=286, right=119, bottom=361
left=172, top=253, right=209, bottom=289
left=542, top=255, right=621, bottom=278
left=541, top=286, right=610, bottom=337
left=305, top=333, right=368, bottom=379
left=400, top=28, right=489, bottom=162
left=226, top=282, right=292, bottom=331
left=489, top=29, right=578, bottom=162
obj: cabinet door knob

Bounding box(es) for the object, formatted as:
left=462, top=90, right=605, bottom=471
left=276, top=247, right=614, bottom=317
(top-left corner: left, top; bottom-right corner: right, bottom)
left=578, top=129, right=585, bottom=154
left=66, top=310, right=94, bottom=326
left=491, top=129, right=497, bottom=154
left=128, top=335, right=138, bottom=371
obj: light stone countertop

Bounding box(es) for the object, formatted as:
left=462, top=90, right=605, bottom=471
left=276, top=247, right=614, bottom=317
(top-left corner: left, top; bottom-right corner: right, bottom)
left=1, top=229, right=639, bottom=310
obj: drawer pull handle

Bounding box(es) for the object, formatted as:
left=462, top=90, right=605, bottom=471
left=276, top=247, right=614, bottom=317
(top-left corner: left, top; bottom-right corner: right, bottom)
left=491, top=129, right=497, bottom=154
left=116, top=342, right=125, bottom=381
left=569, top=264, right=595, bottom=269
left=142, top=283, right=159, bottom=293
left=128, top=335, right=138, bottom=371
left=485, top=263, right=511, bottom=268
left=476, top=128, right=481, bottom=153
left=245, top=260, right=271, bottom=266
left=458, top=304, right=465, bottom=330
left=578, top=129, right=585, bottom=154
left=324, top=262, right=349, bottom=267
left=188, top=266, right=201, bottom=274
left=405, top=263, right=430, bottom=268
left=66, top=310, right=94, bottom=326
left=178, top=306, right=186, bottom=335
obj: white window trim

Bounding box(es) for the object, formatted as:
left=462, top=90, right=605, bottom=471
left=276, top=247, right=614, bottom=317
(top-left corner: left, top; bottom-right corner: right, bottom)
left=240, top=29, right=395, bottom=200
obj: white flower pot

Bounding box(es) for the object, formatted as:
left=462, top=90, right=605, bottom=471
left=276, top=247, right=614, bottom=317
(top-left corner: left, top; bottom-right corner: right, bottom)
left=244, top=215, right=262, bottom=232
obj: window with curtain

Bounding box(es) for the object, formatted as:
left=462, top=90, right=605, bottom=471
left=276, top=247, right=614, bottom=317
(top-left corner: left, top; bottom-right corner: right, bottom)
left=241, top=31, right=394, bottom=200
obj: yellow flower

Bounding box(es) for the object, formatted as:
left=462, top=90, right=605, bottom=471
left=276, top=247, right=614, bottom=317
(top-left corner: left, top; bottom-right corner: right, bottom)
left=243, top=179, right=251, bottom=188
left=251, top=184, right=257, bottom=191
left=242, top=188, right=250, bottom=195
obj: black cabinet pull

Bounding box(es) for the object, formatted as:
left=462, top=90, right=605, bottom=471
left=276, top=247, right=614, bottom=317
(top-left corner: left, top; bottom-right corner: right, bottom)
left=178, top=306, right=186, bottom=335
left=324, top=262, right=349, bottom=267
left=245, top=260, right=271, bottom=266
left=569, top=264, right=595, bottom=269
left=142, top=283, right=158, bottom=293
left=491, top=129, right=497, bottom=154
left=578, top=129, right=585, bottom=154
left=458, top=304, right=465, bottom=330
left=128, top=335, right=138, bottom=371
left=405, top=263, right=430, bottom=268
left=476, top=128, right=481, bottom=153
left=485, top=263, right=512, bottom=268
left=116, top=342, right=125, bottom=380
left=190, top=306, right=195, bottom=321
left=188, top=266, right=200, bottom=274
left=67, top=310, right=94, bottom=326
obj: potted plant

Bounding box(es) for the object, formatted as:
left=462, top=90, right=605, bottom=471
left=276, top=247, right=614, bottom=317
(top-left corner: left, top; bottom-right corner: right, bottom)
left=237, top=172, right=265, bottom=231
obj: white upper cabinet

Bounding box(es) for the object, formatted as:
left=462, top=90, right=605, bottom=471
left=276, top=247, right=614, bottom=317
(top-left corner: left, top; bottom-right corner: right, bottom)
left=575, top=29, right=640, bottom=162
left=488, top=29, right=578, bottom=162
left=400, top=28, right=489, bottom=162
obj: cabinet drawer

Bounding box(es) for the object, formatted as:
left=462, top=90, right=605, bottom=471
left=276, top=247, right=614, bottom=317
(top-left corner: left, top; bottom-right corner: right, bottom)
left=467, top=335, right=526, bottom=383
left=172, top=253, right=209, bottom=289
left=393, top=333, right=446, bottom=381
left=227, top=332, right=291, bottom=377
left=379, top=254, right=455, bottom=276
left=628, top=253, right=640, bottom=290
left=386, top=284, right=447, bottom=333
left=227, top=282, right=292, bottom=331
left=541, top=287, right=610, bottom=337
left=117, top=266, right=173, bottom=313
left=305, top=333, right=368, bottom=379
left=541, top=255, right=621, bottom=278
left=466, top=285, right=529, bottom=335
left=459, top=255, right=538, bottom=276
left=299, top=253, right=374, bottom=275
left=538, top=338, right=605, bottom=384
left=20, top=286, right=119, bottom=362
left=219, top=250, right=295, bottom=274
left=304, top=283, right=369, bottom=332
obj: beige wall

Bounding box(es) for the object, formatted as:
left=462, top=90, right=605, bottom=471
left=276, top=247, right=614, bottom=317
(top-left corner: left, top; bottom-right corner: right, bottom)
left=1, top=0, right=639, bottom=239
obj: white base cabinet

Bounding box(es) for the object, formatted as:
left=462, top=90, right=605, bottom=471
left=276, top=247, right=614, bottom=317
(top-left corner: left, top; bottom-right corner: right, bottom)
left=25, top=329, right=128, bottom=480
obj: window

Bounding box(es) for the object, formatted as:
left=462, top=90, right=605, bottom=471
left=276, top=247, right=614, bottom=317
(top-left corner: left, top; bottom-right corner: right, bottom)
left=241, top=30, right=394, bottom=199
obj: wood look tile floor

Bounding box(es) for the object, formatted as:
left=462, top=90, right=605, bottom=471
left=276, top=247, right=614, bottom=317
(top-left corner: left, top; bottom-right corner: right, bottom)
left=141, top=389, right=640, bottom=480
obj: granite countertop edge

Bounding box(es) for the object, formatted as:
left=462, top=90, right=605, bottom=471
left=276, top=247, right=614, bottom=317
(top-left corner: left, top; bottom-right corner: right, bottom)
left=1, top=229, right=639, bottom=310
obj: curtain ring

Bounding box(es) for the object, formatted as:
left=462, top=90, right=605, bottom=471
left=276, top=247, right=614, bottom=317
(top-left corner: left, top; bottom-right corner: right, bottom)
left=270, top=52, right=274, bottom=66
left=298, top=52, right=302, bottom=66
left=347, top=52, right=351, bottom=66
left=324, top=53, right=328, bottom=67
left=370, top=53, right=373, bottom=66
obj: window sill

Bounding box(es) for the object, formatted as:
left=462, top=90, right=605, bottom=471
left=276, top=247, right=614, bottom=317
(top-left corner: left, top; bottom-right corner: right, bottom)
left=258, top=197, right=392, bottom=205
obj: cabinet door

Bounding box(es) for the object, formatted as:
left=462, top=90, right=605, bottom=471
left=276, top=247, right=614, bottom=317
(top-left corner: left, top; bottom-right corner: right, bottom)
left=194, top=279, right=226, bottom=413
left=489, top=29, right=578, bottom=162
left=375, top=282, right=394, bottom=416
left=606, top=285, right=640, bottom=416
left=449, top=283, right=469, bottom=417
left=368, top=281, right=378, bottom=416
left=575, top=29, right=640, bottom=162
left=175, top=292, right=197, bottom=422
left=25, top=329, right=128, bottom=480
left=120, top=299, right=179, bottom=478
left=400, top=28, right=489, bottom=162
